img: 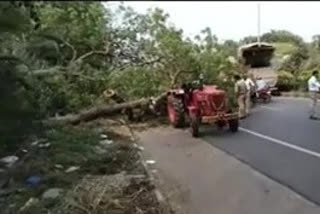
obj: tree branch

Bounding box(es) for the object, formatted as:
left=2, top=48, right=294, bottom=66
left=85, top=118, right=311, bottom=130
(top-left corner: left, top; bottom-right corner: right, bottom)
left=118, top=57, right=163, bottom=71
left=0, top=55, right=24, bottom=64
left=31, top=66, right=65, bottom=75
left=64, top=41, right=77, bottom=62
left=170, top=70, right=182, bottom=87
left=30, top=66, right=100, bottom=81
left=37, top=33, right=77, bottom=62
left=74, top=50, right=111, bottom=64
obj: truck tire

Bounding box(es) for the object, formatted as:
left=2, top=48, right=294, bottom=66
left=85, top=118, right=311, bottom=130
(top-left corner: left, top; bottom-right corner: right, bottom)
left=167, top=96, right=185, bottom=128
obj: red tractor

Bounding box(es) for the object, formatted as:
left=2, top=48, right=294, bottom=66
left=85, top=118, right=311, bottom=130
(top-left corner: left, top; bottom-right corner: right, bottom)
left=167, top=78, right=239, bottom=137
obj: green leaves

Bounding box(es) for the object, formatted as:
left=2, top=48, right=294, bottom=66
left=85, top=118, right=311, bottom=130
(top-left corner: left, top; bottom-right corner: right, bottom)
left=261, top=30, right=304, bottom=47
left=0, top=2, right=32, bottom=34
left=38, top=2, right=109, bottom=54
left=0, top=1, right=241, bottom=121
left=108, top=68, right=162, bottom=100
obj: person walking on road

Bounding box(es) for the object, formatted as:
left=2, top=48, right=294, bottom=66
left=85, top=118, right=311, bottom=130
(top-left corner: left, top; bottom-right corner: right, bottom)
left=308, top=70, right=320, bottom=120
left=244, top=74, right=255, bottom=116
left=234, top=75, right=248, bottom=119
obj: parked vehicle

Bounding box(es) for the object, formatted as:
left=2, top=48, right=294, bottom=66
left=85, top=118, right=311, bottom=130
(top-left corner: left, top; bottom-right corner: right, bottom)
left=252, top=80, right=272, bottom=103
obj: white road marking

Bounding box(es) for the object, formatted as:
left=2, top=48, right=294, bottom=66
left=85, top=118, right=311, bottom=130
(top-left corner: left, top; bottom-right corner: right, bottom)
left=258, top=105, right=281, bottom=111
left=239, top=127, right=320, bottom=159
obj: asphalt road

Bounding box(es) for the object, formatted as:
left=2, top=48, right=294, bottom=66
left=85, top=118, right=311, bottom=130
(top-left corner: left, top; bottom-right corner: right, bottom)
left=201, top=97, right=320, bottom=205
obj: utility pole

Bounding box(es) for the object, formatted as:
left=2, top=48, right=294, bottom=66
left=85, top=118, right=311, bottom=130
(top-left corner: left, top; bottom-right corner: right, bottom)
left=257, top=3, right=261, bottom=46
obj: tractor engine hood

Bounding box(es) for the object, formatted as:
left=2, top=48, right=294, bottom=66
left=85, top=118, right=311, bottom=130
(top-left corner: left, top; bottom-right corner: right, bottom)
left=192, top=85, right=227, bottom=114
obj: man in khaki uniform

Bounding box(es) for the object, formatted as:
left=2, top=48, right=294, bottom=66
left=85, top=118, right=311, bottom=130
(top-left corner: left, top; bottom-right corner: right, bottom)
left=244, top=74, right=255, bottom=116
left=308, top=70, right=320, bottom=120
left=234, top=74, right=248, bottom=119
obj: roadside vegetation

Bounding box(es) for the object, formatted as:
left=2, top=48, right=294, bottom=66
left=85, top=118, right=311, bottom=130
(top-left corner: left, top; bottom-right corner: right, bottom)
left=1, top=1, right=320, bottom=213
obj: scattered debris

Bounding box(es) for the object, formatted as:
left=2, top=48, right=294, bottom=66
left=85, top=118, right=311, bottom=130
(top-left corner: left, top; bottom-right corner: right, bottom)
left=133, top=143, right=145, bottom=151
left=154, top=189, right=165, bottom=202
left=94, top=145, right=108, bottom=155
left=19, top=198, right=39, bottom=212
left=100, top=134, right=108, bottom=139
left=42, top=188, right=63, bottom=199
left=26, top=175, right=42, bottom=188
left=65, top=166, right=80, bottom=173
left=99, top=139, right=113, bottom=146
left=0, top=123, right=173, bottom=213
left=146, top=160, right=156, bottom=165
left=31, top=139, right=47, bottom=146
left=54, top=164, right=64, bottom=169
left=0, top=156, right=19, bottom=168
left=59, top=172, right=171, bottom=214
left=38, top=142, right=51, bottom=148
left=138, top=146, right=145, bottom=151
left=31, top=141, right=39, bottom=147
left=130, top=136, right=136, bottom=141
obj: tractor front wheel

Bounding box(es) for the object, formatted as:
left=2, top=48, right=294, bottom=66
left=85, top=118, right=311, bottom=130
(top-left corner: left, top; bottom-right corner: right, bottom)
left=190, top=115, right=200, bottom=137
left=229, top=119, right=239, bottom=132
left=167, top=96, right=185, bottom=128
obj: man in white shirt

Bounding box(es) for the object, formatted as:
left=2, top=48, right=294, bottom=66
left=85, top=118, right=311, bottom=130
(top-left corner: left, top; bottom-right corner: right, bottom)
left=308, top=70, right=320, bottom=120
left=256, top=78, right=267, bottom=91
left=244, top=74, right=255, bottom=116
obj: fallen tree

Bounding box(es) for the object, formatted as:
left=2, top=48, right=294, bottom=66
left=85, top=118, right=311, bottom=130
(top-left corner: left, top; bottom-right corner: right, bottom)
left=46, top=68, right=183, bottom=126
left=48, top=92, right=167, bottom=125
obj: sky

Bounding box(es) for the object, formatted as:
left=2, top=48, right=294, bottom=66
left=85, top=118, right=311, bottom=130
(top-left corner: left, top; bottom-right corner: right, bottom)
left=104, top=1, right=320, bottom=43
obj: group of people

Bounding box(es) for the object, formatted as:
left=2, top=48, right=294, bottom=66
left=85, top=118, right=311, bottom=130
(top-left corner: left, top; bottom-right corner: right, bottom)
left=233, top=70, right=320, bottom=120
left=234, top=74, right=266, bottom=119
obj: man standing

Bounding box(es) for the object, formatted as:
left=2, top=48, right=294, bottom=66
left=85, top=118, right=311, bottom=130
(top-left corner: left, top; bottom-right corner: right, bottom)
left=308, top=70, right=320, bottom=120
left=244, top=74, right=255, bottom=116
left=234, top=75, right=247, bottom=119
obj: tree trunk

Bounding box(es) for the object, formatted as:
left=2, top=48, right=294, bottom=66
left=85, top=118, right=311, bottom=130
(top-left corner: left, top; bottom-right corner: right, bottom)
left=47, top=92, right=168, bottom=125
left=103, top=89, right=134, bottom=121
left=48, top=98, right=148, bottom=125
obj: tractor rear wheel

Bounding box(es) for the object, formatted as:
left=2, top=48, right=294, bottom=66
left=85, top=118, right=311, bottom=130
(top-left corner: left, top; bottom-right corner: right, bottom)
left=229, top=119, right=239, bottom=132
left=167, top=96, right=185, bottom=128
left=190, top=115, right=200, bottom=137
